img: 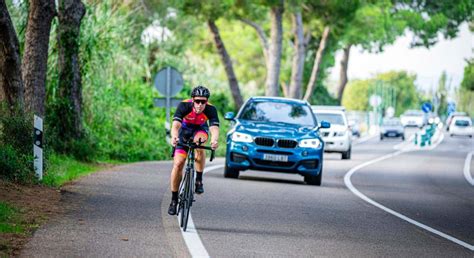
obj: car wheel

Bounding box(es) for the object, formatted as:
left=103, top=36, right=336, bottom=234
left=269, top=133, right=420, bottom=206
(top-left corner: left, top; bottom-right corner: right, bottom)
left=380, top=135, right=384, bottom=140
left=304, top=170, right=322, bottom=186
left=342, top=147, right=351, bottom=160
left=401, top=135, right=405, bottom=141
left=450, top=134, right=453, bottom=137
left=224, top=163, right=240, bottom=179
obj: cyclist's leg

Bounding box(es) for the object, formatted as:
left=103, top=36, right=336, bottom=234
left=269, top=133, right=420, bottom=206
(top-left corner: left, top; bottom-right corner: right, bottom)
left=193, top=128, right=208, bottom=194
left=193, top=129, right=208, bottom=172
left=168, top=129, right=190, bottom=215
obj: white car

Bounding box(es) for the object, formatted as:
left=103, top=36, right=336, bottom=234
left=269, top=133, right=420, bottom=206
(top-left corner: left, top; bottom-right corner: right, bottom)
left=400, top=110, right=426, bottom=128
left=312, top=106, right=352, bottom=159
left=449, top=116, right=473, bottom=138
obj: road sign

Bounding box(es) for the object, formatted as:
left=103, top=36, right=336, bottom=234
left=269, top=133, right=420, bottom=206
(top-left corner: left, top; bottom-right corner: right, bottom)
left=154, top=67, right=183, bottom=97
left=153, top=67, right=184, bottom=144
left=421, top=102, right=432, bottom=113
left=369, top=95, right=382, bottom=108
left=447, top=102, right=456, bottom=116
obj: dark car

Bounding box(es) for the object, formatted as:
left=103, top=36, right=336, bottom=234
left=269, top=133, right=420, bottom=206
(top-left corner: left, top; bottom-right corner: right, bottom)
left=380, top=118, right=405, bottom=140
left=224, top=97, right=330, bottom=186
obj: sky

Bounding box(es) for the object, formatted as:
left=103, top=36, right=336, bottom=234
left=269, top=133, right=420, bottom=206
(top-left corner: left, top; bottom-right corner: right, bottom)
left=330, top=23, right=473, bottom=93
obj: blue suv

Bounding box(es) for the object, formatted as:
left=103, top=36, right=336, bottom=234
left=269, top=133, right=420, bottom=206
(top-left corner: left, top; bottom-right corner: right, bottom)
left=224, top=97, right=330, bottom=185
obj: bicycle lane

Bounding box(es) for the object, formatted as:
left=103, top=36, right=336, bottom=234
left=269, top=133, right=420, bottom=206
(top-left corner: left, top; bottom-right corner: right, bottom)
left=21, top=161, right=183, bottom=257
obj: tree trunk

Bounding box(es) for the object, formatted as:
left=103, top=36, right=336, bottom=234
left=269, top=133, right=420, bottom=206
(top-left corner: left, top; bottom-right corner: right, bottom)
left=288, top=11, right=304, bottom=99
left=337, top=44, right=352, bottom=103
left=57, top=0, right=86, bottom=138
left=265, top=2, right=284, bottom=97
left=207, top=20, right=244, bottom=111
left=22, top=0, right=56, bottom=117
left=0, top=0, right=24, bottom=113
left=303, top=26, right=330, bottom=102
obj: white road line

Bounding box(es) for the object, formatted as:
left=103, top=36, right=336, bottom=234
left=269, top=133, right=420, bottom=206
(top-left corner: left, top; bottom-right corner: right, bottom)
left=464, top=151, right=474, bottom=186
left=344, top=136, right=474, bottom=251
left=178, top=164, right=224, bottom=258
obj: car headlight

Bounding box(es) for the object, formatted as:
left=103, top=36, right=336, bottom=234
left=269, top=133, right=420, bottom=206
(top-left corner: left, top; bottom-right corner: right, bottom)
left=336, top=131, right=346, bottom=137
left=299, top=138, right=321, bottom=148
left=231, top=132, right=253, bottom=143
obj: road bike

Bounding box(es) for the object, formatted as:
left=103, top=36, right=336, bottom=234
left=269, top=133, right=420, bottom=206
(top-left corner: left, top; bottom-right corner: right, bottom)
left=172, top=139, right=214, bottom=231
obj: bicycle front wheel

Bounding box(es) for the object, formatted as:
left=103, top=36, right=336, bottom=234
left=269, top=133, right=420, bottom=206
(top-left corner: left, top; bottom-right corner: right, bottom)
left=180, top=169, right=193, bottom=231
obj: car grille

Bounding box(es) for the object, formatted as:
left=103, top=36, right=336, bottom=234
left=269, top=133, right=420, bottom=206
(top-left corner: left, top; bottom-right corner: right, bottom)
left=254, top=159, right=295, bottom=167
left=277, top=139, right=298, bottom=148
left=254, top=137, right=274, bottom=147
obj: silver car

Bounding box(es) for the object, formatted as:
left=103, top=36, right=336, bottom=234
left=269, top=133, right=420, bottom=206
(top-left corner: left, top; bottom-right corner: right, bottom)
left=380, top=118, right=405, bottom=140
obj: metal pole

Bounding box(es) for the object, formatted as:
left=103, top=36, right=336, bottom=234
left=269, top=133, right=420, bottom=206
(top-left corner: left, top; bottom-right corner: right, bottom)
left=165, top=67, right=171, bottom=143
left=33, top=115, right=43, bottom=180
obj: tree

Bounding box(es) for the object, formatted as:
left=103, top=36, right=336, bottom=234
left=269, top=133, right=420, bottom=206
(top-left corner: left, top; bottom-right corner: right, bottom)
left=342, top=71, right=419, bottom=116
left=287, top=10, right=304, bottom=99
left=207, top=19, right=244, bottom=110
left=436, top=71, right=448, bottom=116
left=237, top=0, right=284, bottom=96
left=336, top=1, right=405, bottom=103
left=22, top=0, right=56, bottom=116
left=55, top=0, right=86, bottom=139
left=394, top=0, right=473, bottom=48
left=180, top=0, right=244, bottom=110
left=458, top=59, right=474, bottom=115
left=0, top=0, right=24, bottom=113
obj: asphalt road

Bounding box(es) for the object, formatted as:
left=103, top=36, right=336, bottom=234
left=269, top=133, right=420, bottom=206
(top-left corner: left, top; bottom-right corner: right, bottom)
left=22, top=128, right=474, bottom=257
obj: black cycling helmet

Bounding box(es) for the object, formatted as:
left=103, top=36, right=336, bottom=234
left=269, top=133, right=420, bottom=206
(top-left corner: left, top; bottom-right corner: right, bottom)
left=191, top=85, right=210, bottom=99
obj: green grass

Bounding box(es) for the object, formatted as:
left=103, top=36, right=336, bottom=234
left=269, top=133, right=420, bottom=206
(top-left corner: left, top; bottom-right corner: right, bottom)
left=0, top=202, right=24, bottom=234
left=42, top=154, right=110, bottom=187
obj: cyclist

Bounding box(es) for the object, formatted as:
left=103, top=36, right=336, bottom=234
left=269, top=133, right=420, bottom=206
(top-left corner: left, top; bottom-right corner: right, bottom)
left=168, top=85, right=220, bottom=215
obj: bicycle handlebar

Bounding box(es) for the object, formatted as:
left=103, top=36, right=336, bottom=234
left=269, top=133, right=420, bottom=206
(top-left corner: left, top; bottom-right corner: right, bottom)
left=170, top=140, right=215, bottom=162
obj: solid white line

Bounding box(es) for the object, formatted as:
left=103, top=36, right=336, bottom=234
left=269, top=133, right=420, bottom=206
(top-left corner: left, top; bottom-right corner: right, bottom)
left=344, top=135, right=474, bottom=251
left=178, top=164, right=224, bottom=258
left=463, top=151, right=474, bottom=186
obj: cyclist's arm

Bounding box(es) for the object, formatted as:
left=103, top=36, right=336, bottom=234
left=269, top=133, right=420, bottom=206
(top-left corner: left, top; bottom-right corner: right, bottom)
left=171, top=121, right=181, bottom=147
left=209, top=125, right=219, bottom=149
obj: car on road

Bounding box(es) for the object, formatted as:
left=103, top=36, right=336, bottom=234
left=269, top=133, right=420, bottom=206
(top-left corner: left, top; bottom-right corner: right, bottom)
left=380, top=118, right=405, bottom=140
left=449, top=116, right=473, bottom=138
left=446, top=112, right=467, bottom=131
left=312, top=106, right=352, bottom=159
left=400, top=110, right=426, bottom=128
left=348, top=119, right=361, bottom=137
left=224, top=97, right=330, bottom=185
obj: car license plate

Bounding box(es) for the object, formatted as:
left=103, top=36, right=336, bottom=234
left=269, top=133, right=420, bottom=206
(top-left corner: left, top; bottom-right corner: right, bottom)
left=388, top=133, right=396, bottom=137
left=263, top=153, right=288, bottom=162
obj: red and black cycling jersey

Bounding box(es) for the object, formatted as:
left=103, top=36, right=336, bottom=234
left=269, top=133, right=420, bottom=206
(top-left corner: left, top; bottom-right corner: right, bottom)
left=173, top=99, right=220, bottom=128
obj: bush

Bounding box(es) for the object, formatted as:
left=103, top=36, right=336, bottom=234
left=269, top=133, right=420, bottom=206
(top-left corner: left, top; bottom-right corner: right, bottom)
left=0, top=106, right=36, bottom=183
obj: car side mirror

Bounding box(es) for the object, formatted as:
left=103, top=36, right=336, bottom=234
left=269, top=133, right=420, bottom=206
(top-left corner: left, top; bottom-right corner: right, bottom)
left=224, top=112, right=235, bottom=120
left=320, top=121, right=331, bottom=129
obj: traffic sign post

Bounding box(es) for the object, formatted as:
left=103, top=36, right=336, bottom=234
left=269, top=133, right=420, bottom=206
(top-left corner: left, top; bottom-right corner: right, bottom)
left=421, top=102, right=432, bottom=113
left=153, top=67, right=184, bottom=142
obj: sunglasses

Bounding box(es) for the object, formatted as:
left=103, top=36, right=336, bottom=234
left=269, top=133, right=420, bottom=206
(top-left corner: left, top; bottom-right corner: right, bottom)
left=194, top=99, right=208, bottom=105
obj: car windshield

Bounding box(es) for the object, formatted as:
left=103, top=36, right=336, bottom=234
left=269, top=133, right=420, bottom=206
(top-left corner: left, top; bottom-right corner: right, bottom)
left=454, top=120, right=471, bottom=127
left=315, top=113, right=345, bottom=125
left=383, top=119, right=402, bottom=126
left=239, top=101, right=315, bottom=126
